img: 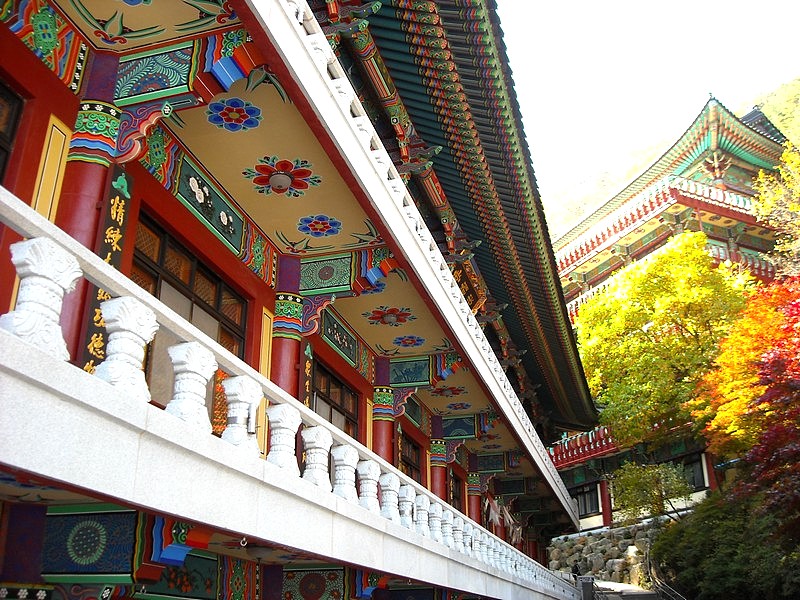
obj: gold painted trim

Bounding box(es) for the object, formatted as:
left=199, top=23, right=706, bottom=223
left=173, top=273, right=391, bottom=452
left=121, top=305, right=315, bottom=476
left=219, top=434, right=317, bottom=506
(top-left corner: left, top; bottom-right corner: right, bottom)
left=32, top=115, right=70, bottom=221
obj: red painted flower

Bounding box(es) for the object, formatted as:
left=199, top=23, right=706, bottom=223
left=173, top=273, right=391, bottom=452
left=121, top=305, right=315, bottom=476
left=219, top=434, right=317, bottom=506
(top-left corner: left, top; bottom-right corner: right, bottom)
left=243, top=156, right=321, bottom=197
left=363, top=306, right=415, bottom=326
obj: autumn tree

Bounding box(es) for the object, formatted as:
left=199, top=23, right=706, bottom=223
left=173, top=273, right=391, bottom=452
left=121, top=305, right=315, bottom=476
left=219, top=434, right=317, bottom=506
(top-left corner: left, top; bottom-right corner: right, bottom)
left=691, top=280, right=794, bottom=458
left=576, top=231, right=751, bottom=449
left=736, top=276, right=800, bottom=535
left=753, top=143, right=800, bottom=275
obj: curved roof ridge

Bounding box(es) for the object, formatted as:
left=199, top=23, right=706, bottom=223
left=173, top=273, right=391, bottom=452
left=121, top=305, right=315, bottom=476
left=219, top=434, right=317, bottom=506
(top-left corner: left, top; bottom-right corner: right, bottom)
left=553, top=96, right=784, bottom=250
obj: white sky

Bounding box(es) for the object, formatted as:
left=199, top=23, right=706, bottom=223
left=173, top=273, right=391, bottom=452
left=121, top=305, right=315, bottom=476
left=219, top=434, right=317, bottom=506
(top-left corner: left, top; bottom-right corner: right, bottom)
left=495, top=0, right=800, bottom=237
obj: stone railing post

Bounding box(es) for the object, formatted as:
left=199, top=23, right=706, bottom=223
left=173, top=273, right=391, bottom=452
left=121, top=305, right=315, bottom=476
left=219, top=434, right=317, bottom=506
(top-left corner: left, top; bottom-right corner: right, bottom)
left=0, top=237, right=81, bottom=360
left=378, top=472, right=400, bottom=523
left=478, top=532, right=489, bottom=565
left=414, top=494, right=430, bottom=537
left=331, top=444, right=359, bottom=503
left=462, top=522, right=473, bottom=557
left=164, top=341, right=218, bottom=431
left=398, top=484, right=415, bottom=529
left=94, top=296, right=157, bottom=403
left=356, top=459, right=381, bottom=513
left=429, top=502, right=443, bottom=543
left=301, top=426, right=333, bottom=490
left=266, top=403, right=302, bottom=475
left=441, top=509, right=454, bottom=549
left=221, top=375, right=263, bottom=453
left=452, top=516, right=464, bottom=553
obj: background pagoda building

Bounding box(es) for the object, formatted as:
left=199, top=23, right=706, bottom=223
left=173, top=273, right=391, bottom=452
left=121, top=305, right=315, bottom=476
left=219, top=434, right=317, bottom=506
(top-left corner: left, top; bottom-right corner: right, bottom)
left=556, top=97, right=785, bottom=323
left=0, top=1, right=594, bottom=599
left=549, top=98, right=787, bottom=530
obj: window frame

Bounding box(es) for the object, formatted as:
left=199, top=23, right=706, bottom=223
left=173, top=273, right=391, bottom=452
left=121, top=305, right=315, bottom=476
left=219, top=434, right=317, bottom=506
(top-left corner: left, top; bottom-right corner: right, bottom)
left=311, top=361, right=359, bottom=439
left=131, top=214, right=247, bottom=358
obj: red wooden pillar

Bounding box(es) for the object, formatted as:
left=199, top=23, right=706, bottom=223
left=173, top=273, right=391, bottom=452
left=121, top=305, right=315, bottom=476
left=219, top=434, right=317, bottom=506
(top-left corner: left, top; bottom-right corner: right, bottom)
left=270, top=255, right=302, bottom=398
left=371, top=357, right=394, bottom=462
left=467, top=472, right=482, bottom=524
left=600, top=479, right=613, bottom=527
left=430, top=415, right=447, bottom=500
left=55, top=52, right=121, bottom=360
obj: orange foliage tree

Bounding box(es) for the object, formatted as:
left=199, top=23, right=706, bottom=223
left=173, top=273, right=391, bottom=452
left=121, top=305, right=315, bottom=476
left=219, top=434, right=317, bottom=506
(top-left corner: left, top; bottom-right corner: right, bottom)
left=692, top=277, right=799, bottom=458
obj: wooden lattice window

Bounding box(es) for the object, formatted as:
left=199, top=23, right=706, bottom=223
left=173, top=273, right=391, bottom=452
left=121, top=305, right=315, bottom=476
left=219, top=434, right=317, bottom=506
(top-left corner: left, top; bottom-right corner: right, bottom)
left=0, top=81, right=23, bottom=183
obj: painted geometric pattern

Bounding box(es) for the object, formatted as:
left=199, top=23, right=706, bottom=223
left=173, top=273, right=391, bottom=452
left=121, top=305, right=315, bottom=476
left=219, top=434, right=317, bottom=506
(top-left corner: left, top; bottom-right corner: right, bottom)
left=115, top=44, right=198, bottom=106
left=241, top=223, right=275, bottom=286
left=68, top=101, right=121, bottom=166
left=42, top=511, right=137, bottom=575
left=207, top=97, right=262, bottom=131
left=6, top=0, right=88, bottom=92
left=243, top=156, right=321, bottom=197
left=300, top=255, right=352, bottom=295
left=282, top=569, right=344, bottom=600
left=218, top=556, right=257, bottom=600
left=274, top=293, right=303, bottom=340
left=141, top=125, right=182, bottom=186
left=144, top=553, right=217, bottom=599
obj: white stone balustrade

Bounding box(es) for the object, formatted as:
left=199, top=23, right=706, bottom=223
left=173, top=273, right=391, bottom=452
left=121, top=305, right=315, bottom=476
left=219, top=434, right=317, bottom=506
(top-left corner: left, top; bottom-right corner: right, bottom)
left=462, top=522, right=474, bottom=558
left=331, top=444, right=359, bottom=503
left=452, top=516, right=464, bottom=553
left=0, top=158, right=581, bottom=600
left=441, top=509, right=454, bottom=549
left=378, top=472, right=400, bottom=523
left=266, top=403, right=302, bottom=475
left=356, top=459, right=381, bottom=513
left=0, top=237, right=81, bottom=361
left=429, top=502, right=443, bottom=543
left=164, top=341, right=218, bottom=431
left=478, top=532, right=489, bottom=564
left=414, top=494, right=430, bottom=537
left=93, top=296, right=158, bottom=403
left=301, top=426, right=333, bottom=490
left=398, top=484, right=415, bottom=529
left=221, top=375, right=263, bottom=453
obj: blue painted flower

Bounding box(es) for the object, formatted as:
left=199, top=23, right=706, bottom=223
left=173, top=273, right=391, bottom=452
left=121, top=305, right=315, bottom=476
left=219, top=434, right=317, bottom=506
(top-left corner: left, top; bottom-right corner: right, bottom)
left=298, top=214, right=342, bottom=237
left=393, top=335, right=425, bottom=348
left=207, top=97, right=262, bottom=132
left=446, top=402, right=472, bottom=411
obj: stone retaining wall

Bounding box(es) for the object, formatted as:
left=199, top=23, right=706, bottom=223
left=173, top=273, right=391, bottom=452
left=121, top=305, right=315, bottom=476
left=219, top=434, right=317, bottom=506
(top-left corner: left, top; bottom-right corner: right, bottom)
left=548, top=523, right=659, bottom=585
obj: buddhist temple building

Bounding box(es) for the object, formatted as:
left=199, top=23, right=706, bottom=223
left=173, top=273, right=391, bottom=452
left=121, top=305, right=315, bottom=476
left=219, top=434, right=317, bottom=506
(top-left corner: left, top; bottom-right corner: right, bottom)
left=0, top=1, right=595, bottom=599
left=550, top=98, right=786, bottom=530
left=555, top=97, right=786, bottom=324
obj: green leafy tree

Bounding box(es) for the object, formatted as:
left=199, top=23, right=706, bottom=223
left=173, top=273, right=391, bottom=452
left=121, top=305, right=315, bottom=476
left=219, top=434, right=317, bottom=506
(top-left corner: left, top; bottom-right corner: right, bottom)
left=610, top=462, right=693, bottom=524
left=753, top=143, right=800, bottom=275
left=651, top=492, right=800, bottom=600
left=576, top=231, right=751, bottom=448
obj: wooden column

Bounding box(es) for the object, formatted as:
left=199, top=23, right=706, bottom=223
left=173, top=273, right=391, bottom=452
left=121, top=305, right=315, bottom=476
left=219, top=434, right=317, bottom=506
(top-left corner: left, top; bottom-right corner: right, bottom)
left=430, top=415, right=447, bottom=500
left=371, top=357, right=394, bottom=462
left=270, top=255, right=302, bottom=398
